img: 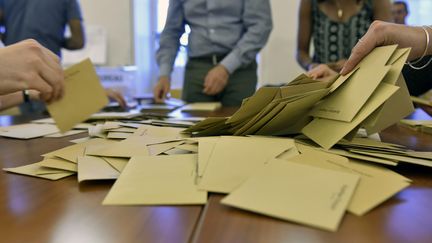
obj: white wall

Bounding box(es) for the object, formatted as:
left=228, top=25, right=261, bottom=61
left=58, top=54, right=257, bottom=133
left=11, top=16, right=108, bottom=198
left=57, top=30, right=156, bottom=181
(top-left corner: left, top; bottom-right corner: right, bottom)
left=259, top=0, right=304, bottom=86
left=79, top=0, right=134, bottom=66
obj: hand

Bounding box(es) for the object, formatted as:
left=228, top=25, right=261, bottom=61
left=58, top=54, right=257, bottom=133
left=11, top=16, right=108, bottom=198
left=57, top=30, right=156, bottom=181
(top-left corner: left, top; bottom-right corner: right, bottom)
left=153, top=76, right=171, bottom=103
left=105, top=88, right=127, bottom=108
left=307, top=64, right=338, bottom=80
left=203, top=65, right=229, bottom=95
left=341, top=21, right=432, bottom=75
left=0, top=39, right=64, bottom=103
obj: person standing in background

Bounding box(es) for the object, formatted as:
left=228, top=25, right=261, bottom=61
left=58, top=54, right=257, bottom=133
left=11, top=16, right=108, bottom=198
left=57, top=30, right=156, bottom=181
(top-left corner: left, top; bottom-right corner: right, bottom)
left=297, top=0, right=392, bottom=79
left=0, top=0, right=127, bottom=111
left=0, top=0, right=85, bottom=57
left=392, top=1, right=409, bottom=25
left=154, top=0, right=273, bottom=106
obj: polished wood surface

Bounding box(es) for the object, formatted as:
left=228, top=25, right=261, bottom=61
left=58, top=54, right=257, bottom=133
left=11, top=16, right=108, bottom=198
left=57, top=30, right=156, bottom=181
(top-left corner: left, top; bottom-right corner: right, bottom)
left=2, top=108, right=432, bottom=243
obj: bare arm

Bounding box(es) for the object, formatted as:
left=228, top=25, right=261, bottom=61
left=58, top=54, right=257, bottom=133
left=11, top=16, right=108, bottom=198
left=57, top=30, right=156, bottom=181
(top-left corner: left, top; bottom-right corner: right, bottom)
left=372, top=0, right=392, bottom=22
left=63, top=19, right=85, bottom=50
left=296, top=0, right=314, bottom=70
left=342, top=21, right=432, bottom=75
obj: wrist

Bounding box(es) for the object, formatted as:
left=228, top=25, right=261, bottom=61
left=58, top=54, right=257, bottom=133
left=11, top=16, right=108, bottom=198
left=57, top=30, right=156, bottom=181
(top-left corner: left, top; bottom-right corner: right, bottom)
left=217, top=64, right=230, bottom=76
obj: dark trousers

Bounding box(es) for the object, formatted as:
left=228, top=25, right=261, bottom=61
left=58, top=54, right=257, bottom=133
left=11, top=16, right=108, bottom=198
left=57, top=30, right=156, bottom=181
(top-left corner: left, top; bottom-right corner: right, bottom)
left=182, top=58, right=258, bottom=106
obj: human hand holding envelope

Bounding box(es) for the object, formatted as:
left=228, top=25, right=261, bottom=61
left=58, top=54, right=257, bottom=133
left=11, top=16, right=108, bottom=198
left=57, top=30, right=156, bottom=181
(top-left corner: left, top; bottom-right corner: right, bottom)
left=47, top=59, right=109, bottom=133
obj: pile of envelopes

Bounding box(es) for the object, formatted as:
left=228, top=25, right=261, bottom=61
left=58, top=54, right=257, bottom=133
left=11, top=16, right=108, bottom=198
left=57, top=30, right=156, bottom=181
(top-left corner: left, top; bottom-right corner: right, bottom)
left=4, top=128, right=416, bottom=232
left=185, top=45, right=414, bottom=149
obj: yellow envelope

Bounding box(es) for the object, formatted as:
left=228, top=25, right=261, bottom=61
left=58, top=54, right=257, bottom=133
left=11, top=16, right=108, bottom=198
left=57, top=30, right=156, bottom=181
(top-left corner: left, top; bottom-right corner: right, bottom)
left=43, top=138, right=116, bottom=163
left=196, top=137, right=220, bottom=178
left=45, top=130, right=87, bottom=138
left=176, top=144, right=199, bottom=153
left=3, top=162, right=75, bottom=180
left=349, top=149, right=432, bottom=167
left=39, top=157, right=78, bottom=172
left=362, top=49, right=414, bottom=134
left=47, top=59, right=109, bottom=133
left=302, top=83, right=399, bottom=149
left=101, top=157, right=129, bottom=172
left=198, top=136, right=295, bottom=193
left=147, top=141, right=185, bottom=156
left=106, top=132, right=133, bottom=139
left=221, top=160, right=359, bottom=232
left=310, top=45, right=397, bottom=122
left=226, top=87, right=280, bottom=125
left=181, top=102, right=221, bottom=111
left=85, top=136, right=151, bottom=158
left=103, top=154, right=207, bottom=205
left=77, top=156, right=120, bottom=182
left=256, top=88, right=330, bottom=135
left=0, top=123, right=59, bottom=139
left=287, top=151, right=409, bottom=216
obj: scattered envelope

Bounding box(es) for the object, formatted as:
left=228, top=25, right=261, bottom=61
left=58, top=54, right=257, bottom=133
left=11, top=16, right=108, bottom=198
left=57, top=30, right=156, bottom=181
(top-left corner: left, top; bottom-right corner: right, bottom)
left=106, top=132, right=133, bottom=140
left=43, top=138, right=116, bottom=163
left=221, top=160, right=359, bottom=232
left=77, top=156, right=120, bottom=182
left=3, top=162, right=75, bottom=180
left=287, top=150, right=410, bottom=216
left=39, top=157, right=78, bottom=172
left=181, top=102, right=221, bottom=112
left=103, top=154, right=207, bottom=205
left=302, top=83, right=399, bottom=149
left=147, top=141, right=185, bottom=156
left=198, top=136, right=295, bottom=193
left=47, top=58, right=109, bottom=133
left=101, top=157, right=129, bottom=172
left=0, top=123, right=59, bottom=139
left=45, top=130, right=87, bottom=138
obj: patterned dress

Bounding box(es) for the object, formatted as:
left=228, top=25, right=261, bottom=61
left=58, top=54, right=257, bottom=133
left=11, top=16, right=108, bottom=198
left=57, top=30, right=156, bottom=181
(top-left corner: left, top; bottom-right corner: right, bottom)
left=311, top=0, right=374, bottom=63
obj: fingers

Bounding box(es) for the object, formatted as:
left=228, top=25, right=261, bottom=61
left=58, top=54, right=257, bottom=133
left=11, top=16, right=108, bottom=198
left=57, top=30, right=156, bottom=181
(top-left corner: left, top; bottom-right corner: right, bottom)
left=203, top=78, right=221, bottom=95
left=0, top=80, right=28, bottom=96
left=307, top=64, right=334, bottom=80
left=106, top=89, right=127, bottom=108
left=27, top=74, right=54, bottom=102
left=22, top=40, right=64, bottom=102
left=37, top=61, right=64, bottom=102
left=203, top=67, right=228, bottom=95
left=153, top=79, right=170, bottom=103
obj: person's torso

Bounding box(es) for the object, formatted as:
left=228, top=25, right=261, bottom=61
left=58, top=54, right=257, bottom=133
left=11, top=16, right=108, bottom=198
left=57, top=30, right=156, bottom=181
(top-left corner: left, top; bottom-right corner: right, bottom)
left=311, top=0, right=374, bottom=63
left=181, top=0, right=246, bottom=57
left=2, top=0, right=70, bottom=56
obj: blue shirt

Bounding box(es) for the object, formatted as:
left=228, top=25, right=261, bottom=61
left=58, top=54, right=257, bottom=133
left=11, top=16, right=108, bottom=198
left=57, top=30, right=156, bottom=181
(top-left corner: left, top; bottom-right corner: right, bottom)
left=157, top=0, right=273, bottom=76
left=0, top=0, right=82, bottom=56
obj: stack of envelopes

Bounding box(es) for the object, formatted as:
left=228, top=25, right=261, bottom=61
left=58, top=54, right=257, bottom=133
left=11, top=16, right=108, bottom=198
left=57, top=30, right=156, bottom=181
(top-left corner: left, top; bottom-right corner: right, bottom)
left=3, top=124, right=419, bottom=232
left=185, top=45, right=414, bottom=149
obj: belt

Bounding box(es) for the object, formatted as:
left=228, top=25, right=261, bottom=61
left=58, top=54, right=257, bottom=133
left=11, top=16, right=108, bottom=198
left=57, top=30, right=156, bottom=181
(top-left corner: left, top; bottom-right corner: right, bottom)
left=189, top=54, right=228, bottom=65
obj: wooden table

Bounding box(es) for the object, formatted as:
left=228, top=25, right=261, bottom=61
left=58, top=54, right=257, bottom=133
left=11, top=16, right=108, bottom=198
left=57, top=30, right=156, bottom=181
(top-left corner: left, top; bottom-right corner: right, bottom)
left=1, top=109, right=432, bottom=243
